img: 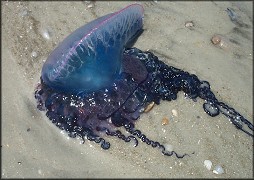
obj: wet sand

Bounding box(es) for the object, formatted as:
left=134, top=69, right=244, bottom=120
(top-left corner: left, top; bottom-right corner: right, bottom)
left=2, top=1, right=253, bottom=178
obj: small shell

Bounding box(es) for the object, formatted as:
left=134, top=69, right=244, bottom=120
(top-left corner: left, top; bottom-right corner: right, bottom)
left=211, top=34, right=231, bottom=51
left=211, top=35, right=221, bottom=45
left=185, top=21, right=194, bottom=28
left=144, top=102, right=155, bottom=113
left=204, top=160, right=212, bottom=170
left=87, top=3, right=94, bottom=8
left=161, top=117, right=169, bottom=125
left=213, top=165, right=224, bottom=174
left=172, top=109, right=178, bottom=117
left=41, top=28, right=51, bottom=40
left=31, top=51, right=38, bottom=58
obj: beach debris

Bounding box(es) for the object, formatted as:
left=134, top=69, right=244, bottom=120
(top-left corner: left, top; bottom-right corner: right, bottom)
left=87, top=3, right=94, bottom=8
left=226, top=8, right=238, bottom=22
left=162, top=117, right=169, bottom=125
left=185, top=21, right=194, bottom=29
left=225, top=8, right=249, bottom=28
left=204, top=160, right=213, bottom=170
left=41, top=28, right=51, bottom=40
left=213, top=165, right=224, bottom=174
left=211, top=34, right=231, bottom=51
left=172, top=109, right=178, bottom=117
left=31, top=51, right=38, bottom=58
left=211, top=35, right=222, bottom=45
left=144, top=101, right=155, bottom=113
left=83, top=1, right=95, bottom=9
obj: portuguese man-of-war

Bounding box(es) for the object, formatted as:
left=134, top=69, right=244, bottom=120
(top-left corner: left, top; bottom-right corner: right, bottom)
left=34, top=4, right=253, bottom=158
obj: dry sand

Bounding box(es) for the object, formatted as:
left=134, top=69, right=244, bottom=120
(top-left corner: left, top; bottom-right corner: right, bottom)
left=2, top=1, right=253, bottom=178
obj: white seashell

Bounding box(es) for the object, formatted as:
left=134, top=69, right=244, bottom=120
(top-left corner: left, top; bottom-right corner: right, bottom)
left=213, top=165, right=224, bottom=174
left=172, top=109, right=178, bottom=117
left=31, top=51, right=38, bottom=58
left=87, top=4, right=94, bottom=8
left=41, top=28, right=52, bottom=40
left=185, top=21, right=194, bottom=28
left=204, top=160, right=212, bottom=170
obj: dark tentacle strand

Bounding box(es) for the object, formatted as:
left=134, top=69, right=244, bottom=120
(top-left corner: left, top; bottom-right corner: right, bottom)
left=43, top=100, right=112, bottom=149
left=124, top=123, right=191, bottom=158
left=124, top=48, right=253, bottom=138
left=72, top=126, right=111, bottom=150
left=198, top=81, right=253, bottom=137
left=216, top=102, right=253, bottom=137
left=106, top=130, right=139, bottom=147
left=96, top=127, right=139, bottom=147
left=86, top=133, right=111, bottom=150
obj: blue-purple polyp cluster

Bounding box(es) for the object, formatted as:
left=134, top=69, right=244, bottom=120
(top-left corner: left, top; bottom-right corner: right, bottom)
left=35, top=4, right=253, bottom=158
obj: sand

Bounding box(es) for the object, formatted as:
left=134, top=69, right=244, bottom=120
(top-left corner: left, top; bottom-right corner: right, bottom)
left=2, top=1, right=253, bottom=178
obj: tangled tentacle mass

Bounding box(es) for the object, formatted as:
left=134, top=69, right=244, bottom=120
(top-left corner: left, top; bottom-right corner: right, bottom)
left=35, top=47, right=253, bottom=158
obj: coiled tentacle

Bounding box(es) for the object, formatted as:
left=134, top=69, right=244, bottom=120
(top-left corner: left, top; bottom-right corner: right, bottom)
left=124, top=123, right=191, bottom=158
left=96, top=127, right=139, bottom=147
left=124, top=47, right=253, bottom=138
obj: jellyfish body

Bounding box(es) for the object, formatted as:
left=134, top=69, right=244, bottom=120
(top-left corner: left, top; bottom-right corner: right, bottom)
left=35, top=4, right=253, bottom=159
